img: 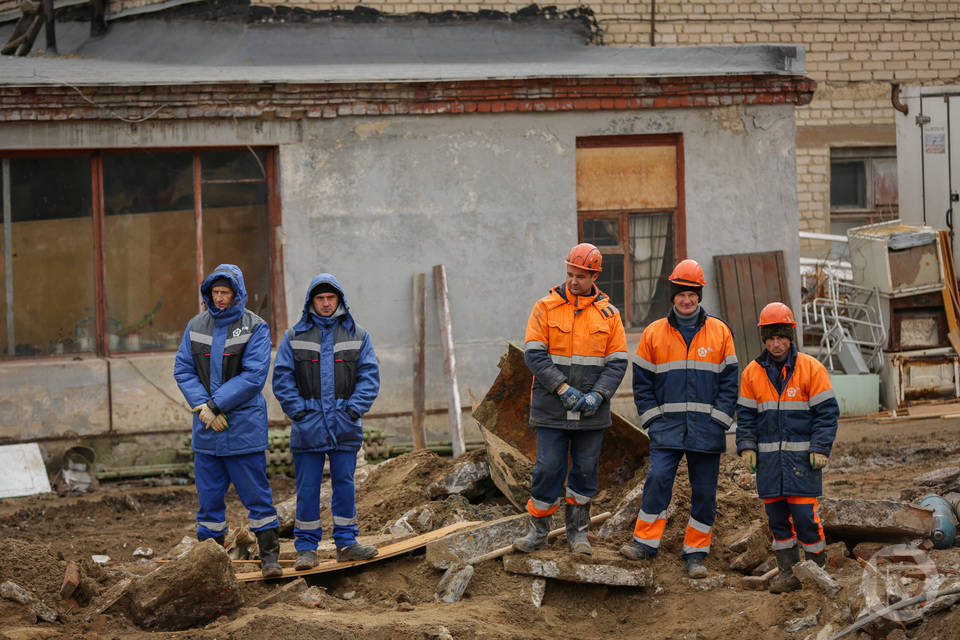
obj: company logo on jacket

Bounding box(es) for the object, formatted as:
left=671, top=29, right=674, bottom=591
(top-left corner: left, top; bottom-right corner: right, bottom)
left=697, top=346, right=714, bottom=358
left=786, top=387, right=798, bottom=398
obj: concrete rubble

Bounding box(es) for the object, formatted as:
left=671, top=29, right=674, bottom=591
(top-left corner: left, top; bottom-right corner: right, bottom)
left=1, top=580, right=58, bottom=623
left=531, top=578, right=546, bottom=608
left=425, top=513, right=528, bottom=569
left=253, top=578, right=308, bottom=608
left=726, top=521, right=771, bottom=573
left=597, top=481, right=643, bottom=539
left=792, top=560, right=841, bottom=595
left=502, top=551, right=654, bottom=587
left=817, top=497, right=934, bottom=539
left=127, top=539, right=243, bottom=630
left=427, top=458, right=493, bottom=499
left=685, top=574, right=726, bottom=591
left=434, top=564, right=474, bottom=603
left=741, top=568, right=777, bottom=590
left=913, top=466, right=960, bottom=487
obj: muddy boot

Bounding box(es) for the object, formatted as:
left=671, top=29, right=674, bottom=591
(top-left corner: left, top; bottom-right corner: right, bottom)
left=336, top=543, right=378, bottom=562
left=566, top=503, right=592, bottom=555
left=513, top=515, right=551, bottom=553
left=806, top=550, right=827, bottom=568
left=769, top=547, right=802, bottom=594
left=294, top=549, right=317, bottom=571
left=255, top=528, right=283, bottom=578
left=619, top=541, right=655, bottom=561
left=685, top=556, right=707, bottom=579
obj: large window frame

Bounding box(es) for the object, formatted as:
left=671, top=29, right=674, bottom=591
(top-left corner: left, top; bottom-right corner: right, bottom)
left=829, top=146, right=898, bottom=236
left=576, top=134, right=686, bottom=330
left=0, top=147, right=285, bottom=359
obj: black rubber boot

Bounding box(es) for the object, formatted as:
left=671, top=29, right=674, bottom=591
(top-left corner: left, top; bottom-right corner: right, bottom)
left=769, top=547, right=802, bottom=593
left=336, top=543, right=378, bottom=562
left=565, top=503, right=592, bottom=555
left=255, top=528, right=283, bottom=578
left=513, top=514, right=551, bottom=553
left=807, top=550, right=827, bottom=568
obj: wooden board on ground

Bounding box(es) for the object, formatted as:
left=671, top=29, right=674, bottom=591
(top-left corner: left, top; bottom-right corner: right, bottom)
left=235, top=520, right=482, bottom=582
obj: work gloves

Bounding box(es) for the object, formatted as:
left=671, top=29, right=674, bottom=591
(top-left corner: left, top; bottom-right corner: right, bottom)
left=192, top=404, right=216, bottom=426
left=573, top=391, right=604, bottom=417
left=209, top=413, right=229, bottom=431
left=810, top=452, right=829, bottom=470
left=556, top=384, right=584, bottom=411
left=741, top=450, right=757, bottom=473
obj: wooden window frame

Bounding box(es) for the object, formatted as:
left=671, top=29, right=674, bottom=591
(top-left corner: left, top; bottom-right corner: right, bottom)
left=0, top=146, right=285, bottom=360
left=576, top=134, right=686, bottom=329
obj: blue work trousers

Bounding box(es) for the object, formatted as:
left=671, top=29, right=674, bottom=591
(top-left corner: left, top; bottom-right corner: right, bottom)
left=293, top=450, right=360, bottom=550
left=194, top=451, right=278, bottom=540
left=527, top=427, right=604, bottom=517
left=764, top=497, right=826, bottom=554
left=634, top=448, right=721, bottom=560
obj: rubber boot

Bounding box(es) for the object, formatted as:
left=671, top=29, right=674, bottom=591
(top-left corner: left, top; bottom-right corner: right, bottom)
left=513, top=514, right=551, bottom=553
left=566, top=503, right=592, bottom=555
left=336, top=542, right=378, bottom=562
left=255, top=528, right=283, bottom=578
left=769, top=546, right=802, bottom=593
left=294, top=549, right=317, bottom=571
left=807, top=550, right=827, bottom=568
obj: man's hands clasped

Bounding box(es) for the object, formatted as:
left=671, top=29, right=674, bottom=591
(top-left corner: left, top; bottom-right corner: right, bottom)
left=193, top=403, right=229, bottom=431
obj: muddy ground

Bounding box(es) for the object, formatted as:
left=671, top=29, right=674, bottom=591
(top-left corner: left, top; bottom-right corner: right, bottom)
left=2, top=417, right=960, bottom=640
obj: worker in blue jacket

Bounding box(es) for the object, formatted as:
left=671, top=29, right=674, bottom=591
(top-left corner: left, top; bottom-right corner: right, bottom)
left=173, top=264, right=281, bottom=578
left=272, top=274, right=381, bottom=569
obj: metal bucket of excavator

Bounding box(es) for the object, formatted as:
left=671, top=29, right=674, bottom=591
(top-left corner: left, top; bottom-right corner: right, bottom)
left=473, top=342, right=649, bottom=510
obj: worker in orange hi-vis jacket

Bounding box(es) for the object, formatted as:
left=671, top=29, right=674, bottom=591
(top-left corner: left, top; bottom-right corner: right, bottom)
left=620, top=259, right=739, bottom=579
left=512, top=243, right=628, bottom=556
left=736, top=302, right=839, bottom=593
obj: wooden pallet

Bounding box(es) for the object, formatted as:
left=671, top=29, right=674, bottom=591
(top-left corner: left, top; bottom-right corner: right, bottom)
left=235, top=520, right=482, bottom=582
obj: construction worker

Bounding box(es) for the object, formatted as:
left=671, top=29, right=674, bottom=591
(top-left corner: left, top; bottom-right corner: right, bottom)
left=272, top=274, right=381, bottom=569
left=620, top=259, right=738, bottom=579
left=736, top=302, right=839, bottom=593
left=173, top=264, right=282, bottom=578
left=513, top=243, right=628, bottom=556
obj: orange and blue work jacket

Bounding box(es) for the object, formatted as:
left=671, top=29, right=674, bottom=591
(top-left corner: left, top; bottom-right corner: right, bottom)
left=632, top=308, right=738, bottom=454
left=736, top=344, right=839, bottom=498
left=524, top=284, right=628, bottom=429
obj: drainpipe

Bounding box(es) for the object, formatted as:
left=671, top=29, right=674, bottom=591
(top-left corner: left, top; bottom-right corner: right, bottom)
left=891, top=83, right=908, bottom=116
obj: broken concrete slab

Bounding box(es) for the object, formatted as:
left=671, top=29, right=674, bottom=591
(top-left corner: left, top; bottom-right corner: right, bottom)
left=502, top=549, right=653, bottom=587
left=473, top=342, right=649, bottom=509
left=793, top=560, right=841, bottom=595
left=166, top=535, right=197, bottom=560
left=597, top=481, right=643, bottom=539
left=817, top=497, right=934, bottom=540
left=434, top=564, right=474, bottom=603
left=0, top=443, right=52, bottom=499
left=425, top=513, right=528, bottom=569
left=128, top=539, right=243, bottom=630
left=427, top=458, right=493, bottom=500
left=726, top=521, right=771, bottom=573
left=477, top=425, right=533, bottom=511
left=751, top=557, right=777, bottom=576
left=913, top=466, right=960, bottom=487
left=686, top=574, right=726, bottom=591
left=531, top=578, right=546, bottom=608
left=90, top=577, right=133, bottom=616
left=1, top=580, right=59, bottom=623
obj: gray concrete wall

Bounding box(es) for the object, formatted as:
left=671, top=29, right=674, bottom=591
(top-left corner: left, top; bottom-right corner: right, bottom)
left=0, top=103, right=799, bottom=450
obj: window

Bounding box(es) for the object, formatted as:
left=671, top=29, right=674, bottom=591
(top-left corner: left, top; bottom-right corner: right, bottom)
left=0, top=148, right=281, bottom=358
left=830, top=147, right=898, bottom=236
left=576, top=135, right=685, bottom=328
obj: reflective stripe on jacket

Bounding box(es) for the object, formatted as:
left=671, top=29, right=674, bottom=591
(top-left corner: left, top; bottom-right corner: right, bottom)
left=272, top=274, right=380, bottom=453
left=524, top=283, right=628, bottom=429
left=736, top=346, right=839, bottom=498
left=174, top=264, right=271, bottom=456
left=632, top=308, right=738, bottom=454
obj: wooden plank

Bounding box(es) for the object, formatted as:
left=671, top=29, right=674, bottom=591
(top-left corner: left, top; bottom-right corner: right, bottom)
left=433, top=264, right=465, bottom=458
left=411, top=273, right=427, bottom=451
left=235, top=520, right=483, bottom=582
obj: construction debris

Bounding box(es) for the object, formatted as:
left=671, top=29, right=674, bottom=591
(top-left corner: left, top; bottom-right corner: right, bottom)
left=425, top=513, right=528, bottom=569
left=792, top=560, right=841, bottom=595
left=252, top=578, right=308, bottom=608
left=817, top=497, right=934, bottom=539
left=502, top=549, right=654, bottom=587
left=127, top=539, right=243, bottom=630
left=434, top=564, right=474, bottom=603
left=1, top=580, right=58, bottom=623
left=913, top=466, right=960, bottom=487
left=741, top=568, right=778, bottom=590
left=426, top=458, right=493, bottom=499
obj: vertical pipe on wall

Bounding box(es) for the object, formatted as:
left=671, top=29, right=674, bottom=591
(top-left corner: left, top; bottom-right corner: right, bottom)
left=649, top=0, right=656, bottom=47
left=2, top=159, right=13, bottom=356
left=91, top=155, right=107, bottom=356
left=411, top=272, right=427, bottom=451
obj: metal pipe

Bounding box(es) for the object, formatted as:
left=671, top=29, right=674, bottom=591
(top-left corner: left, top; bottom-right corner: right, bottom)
left=891, top=83, right=908, bottom=116
left=2, top=158, right=13, bottom=356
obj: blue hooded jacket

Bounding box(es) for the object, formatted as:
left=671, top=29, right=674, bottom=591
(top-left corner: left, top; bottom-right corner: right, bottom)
left=272, top=274, right=380, bottom=452
left=173, top=264, right=271, bottom=456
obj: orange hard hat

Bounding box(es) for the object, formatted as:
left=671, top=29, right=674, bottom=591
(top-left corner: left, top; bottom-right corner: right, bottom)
left=565, top=243, right=603, bottom=272
left=757, top=302, right=797, bottom=327
left=668, top=259, right=706, bottom=287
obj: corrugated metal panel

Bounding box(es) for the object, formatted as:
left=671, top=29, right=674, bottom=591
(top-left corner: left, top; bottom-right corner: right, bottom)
left=714, top=250, right=791, bottom=367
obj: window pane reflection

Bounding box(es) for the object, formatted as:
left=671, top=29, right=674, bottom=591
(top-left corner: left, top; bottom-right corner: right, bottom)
left=3, top=156, right=94, bottom=356
left=103, top=153, right=197, bottom=352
